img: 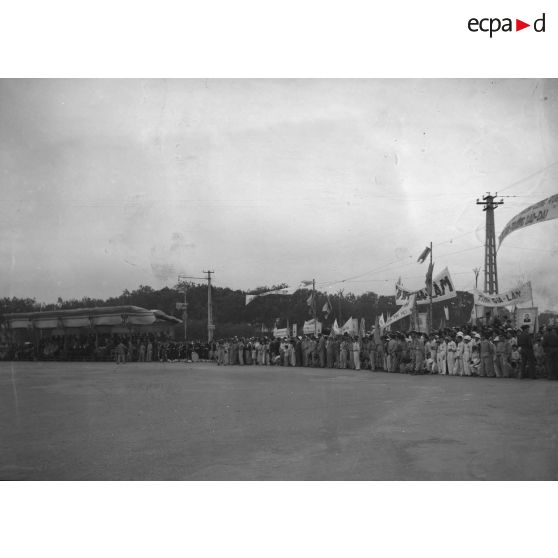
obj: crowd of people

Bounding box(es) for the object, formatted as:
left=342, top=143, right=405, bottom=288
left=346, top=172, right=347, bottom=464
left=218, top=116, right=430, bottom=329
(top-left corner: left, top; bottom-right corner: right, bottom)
left=213, top=321, right=558, bottom=380
left=2, top=321, right=557, bottom=380
left=0, top=333, right=214, bottom=363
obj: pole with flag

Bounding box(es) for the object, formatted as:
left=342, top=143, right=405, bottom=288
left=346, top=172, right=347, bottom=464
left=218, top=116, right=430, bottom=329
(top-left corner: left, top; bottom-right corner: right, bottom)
left=312, top=279, right=317, bottom=336
left=428, top=241, right=433, bottom=334
left=418, top=243, right=434, bottom=333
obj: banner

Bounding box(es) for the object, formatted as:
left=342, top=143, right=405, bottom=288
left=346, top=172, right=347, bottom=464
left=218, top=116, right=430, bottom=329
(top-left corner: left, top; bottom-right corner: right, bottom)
left=417, top=313, right=428, bottom=333
left=499, top=194, right=558, bottom=247
left=516, top=307, right=538, bottom=334
left=303, top=319, right=322, bottom=335
left=272, top=327, right=289, bottom=338
left=471, top=281, right=532, bottom=308
left=395, top=267, right=456, bottom=306
left=245, top=286, right=295, bottom=305
left=385, top=295, right=415, bottom=328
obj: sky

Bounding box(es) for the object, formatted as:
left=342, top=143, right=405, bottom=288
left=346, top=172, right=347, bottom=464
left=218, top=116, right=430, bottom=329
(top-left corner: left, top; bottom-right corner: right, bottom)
left=1, top=78, right=557, bottom=310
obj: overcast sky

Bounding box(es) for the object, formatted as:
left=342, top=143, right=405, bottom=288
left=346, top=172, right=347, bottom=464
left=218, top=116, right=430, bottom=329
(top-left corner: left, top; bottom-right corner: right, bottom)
left=1, top=79, right=557, bottom=310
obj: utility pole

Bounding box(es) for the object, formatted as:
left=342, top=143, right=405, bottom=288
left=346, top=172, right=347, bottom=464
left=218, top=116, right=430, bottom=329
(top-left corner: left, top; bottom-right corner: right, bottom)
left=203, top=270, right=215, bottom=343
left=177, top=273, right=207, bottom=342
left=476, top=193, right=504, bottom=325
left=476, top=193, right=504, bottom=294
left=177, top=277, right=188, bottom=342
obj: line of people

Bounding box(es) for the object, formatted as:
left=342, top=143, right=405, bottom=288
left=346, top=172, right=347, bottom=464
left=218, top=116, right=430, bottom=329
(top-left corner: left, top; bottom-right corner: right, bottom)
left=213, top=323, right=558, bottom=380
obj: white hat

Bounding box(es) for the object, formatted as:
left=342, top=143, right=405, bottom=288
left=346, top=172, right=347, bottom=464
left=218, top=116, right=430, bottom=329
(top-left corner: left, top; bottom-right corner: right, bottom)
left=464, top=335, right=472, bottom=341
left=493, top=336, right=500, bottom=342
left=456, top=331, right=464, bottom=337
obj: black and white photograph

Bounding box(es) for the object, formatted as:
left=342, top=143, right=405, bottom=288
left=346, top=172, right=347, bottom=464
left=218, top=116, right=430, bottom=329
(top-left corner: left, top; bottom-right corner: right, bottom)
left=2, top=2, right=558, bottom=557
left=1, top=78, right=557, bottom=481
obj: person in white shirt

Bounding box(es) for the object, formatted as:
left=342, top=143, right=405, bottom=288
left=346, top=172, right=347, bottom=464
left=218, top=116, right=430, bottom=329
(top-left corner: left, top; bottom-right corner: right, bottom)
left=352, top=337, right=361, bottom=371
left=462, top=335, right=473, bottom=376
left=437, top=337, right=448, bottom=375
left=447, top=336, right=457, bottom=375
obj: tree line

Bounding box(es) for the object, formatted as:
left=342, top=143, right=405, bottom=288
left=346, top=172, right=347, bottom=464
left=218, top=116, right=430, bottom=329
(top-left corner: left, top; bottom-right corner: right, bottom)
left=0, top=283, right=477, bottom=339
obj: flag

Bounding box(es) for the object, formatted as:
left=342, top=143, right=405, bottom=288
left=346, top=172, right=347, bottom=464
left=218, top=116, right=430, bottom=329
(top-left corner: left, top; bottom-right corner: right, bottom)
left=299, top=279, right=313, bottom=288
left=417, top=246, right=431, bottom=263
left=322, top=297, right=332, bottom=318
left=341, top=317, right=357, bottom=335
left=425, top=261, right=434, bottom=289
left=332, top=319, right=342, bottom=335
left=374, top=316, right=382, bottom=344
left=379, top=313, right=386, bottom=329
left=444, top=306, right=449, bottom=320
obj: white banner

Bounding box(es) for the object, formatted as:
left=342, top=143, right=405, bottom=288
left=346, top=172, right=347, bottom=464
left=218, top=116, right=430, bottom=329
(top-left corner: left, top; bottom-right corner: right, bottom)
left=385, top=295, right=416, bottom=328
left=395, top=267, right=457, bottom=306
left=246, top=286, right=296, bottom=305
left=417, top=313, right=428, bottom=333
left=272, top=327, right=289, bottom=338
left=303, top=319, right=322, bottom=335
left=499, top=194, right=558, bottom=247
left=471, top=282, right=532, bottom=308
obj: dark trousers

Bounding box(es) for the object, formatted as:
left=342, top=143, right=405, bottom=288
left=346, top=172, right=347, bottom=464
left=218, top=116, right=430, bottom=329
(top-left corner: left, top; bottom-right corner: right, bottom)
left=519, top=351, right=536, bottom=379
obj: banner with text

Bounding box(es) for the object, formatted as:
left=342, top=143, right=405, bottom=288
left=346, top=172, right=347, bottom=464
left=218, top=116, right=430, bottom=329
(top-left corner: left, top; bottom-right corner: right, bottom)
left=471, top=282, right=532, bottom=308
left=499, top=194, right=558, bottom=247
left=395, top=267, right=456, bottom=306
left=303, top=319, right=322, bottom=335
left=385, top=295, right=416, bottom=328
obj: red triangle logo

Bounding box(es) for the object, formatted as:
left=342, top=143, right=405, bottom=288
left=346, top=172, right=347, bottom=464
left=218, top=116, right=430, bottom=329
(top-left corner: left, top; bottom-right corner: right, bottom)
left=516, top=19, right=530, bottom=31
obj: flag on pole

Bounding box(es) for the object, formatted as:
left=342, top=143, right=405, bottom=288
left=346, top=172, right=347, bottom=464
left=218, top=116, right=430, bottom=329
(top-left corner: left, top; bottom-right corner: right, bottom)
left=379, top=313, right=386, bottom=329
left=322, top=297, right=332, bottom=318
left=425, top=261, right=434, bottom=288
left=444, top=306, right=449, bottom=321
left=299, top=280, right=313, bottom=288
left=417, top=246, right=431, bottom=264
left=332, top=319, right=342, bottom=335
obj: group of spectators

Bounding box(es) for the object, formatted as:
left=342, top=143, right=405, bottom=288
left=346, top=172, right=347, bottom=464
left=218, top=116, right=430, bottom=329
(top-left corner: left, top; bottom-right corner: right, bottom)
left=0, top=333, right=213, bottom=363
left=212, top=322, right=558, bottom=380
left=2, top=321, right=557, bottom=381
